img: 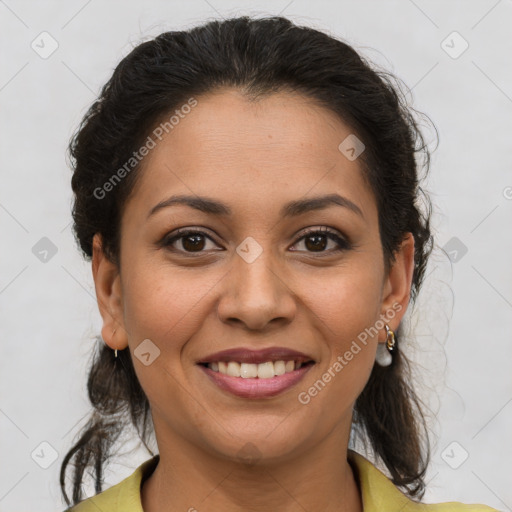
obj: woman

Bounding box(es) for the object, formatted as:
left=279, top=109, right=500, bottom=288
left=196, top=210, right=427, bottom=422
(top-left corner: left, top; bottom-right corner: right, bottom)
left=60, top=15, right=498, bottom=511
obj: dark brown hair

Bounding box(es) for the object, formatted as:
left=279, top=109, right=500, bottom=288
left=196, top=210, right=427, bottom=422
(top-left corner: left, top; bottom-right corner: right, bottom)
left=60, top=15, right=436, bottom=507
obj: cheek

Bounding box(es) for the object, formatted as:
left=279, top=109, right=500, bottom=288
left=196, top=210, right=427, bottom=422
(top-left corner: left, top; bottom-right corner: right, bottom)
left=120, top=264, right=220, bottom=417
left=121, top=261, right=222, bottom=352
left=301, top=262, right=383, bottom=380
left=305, top=261, right=383, bottom=336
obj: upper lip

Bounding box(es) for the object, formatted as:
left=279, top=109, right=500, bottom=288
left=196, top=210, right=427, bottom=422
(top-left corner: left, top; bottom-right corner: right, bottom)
left=197, top=347, right=315, bottom=365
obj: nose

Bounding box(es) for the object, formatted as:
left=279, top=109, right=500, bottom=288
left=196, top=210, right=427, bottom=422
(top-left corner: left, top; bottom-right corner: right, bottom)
left=216, top=246, right=296, bottom=332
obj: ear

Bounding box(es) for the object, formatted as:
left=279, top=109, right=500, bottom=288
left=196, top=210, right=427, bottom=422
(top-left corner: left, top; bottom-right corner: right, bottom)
left=92, top=233, right=128, bottom=351
left=379, top=232, right=415, bottom=341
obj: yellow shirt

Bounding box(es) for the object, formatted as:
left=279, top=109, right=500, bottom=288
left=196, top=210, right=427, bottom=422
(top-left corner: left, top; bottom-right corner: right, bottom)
left=67, top=450, right=498, bottom=511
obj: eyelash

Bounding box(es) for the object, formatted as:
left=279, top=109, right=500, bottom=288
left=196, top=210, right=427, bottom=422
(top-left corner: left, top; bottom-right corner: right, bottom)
left=161, top=227, right=351, bottom=256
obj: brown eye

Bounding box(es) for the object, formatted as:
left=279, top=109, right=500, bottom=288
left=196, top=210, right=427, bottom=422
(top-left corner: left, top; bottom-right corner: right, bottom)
left=304, top=233, right=329, bottom=252
left=291, top=227, right=351, bottom=254
left=181, top=233, right=206, bottom=252
left=163, top=229, right=218, bottom=253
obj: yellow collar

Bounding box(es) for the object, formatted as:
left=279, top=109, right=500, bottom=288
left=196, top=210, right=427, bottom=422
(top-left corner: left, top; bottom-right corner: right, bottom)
left=347, top=449, right=421, bottom=511
left=71, top=450, right=497, bottom=511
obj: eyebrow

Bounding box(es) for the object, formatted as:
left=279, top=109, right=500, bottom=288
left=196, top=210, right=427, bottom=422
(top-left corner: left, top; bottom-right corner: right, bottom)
left=147, top=193, right=364, bottom=220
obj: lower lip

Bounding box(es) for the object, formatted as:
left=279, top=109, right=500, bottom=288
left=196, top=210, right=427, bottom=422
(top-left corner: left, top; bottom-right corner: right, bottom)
left=198, top=363, right=314, bottom=399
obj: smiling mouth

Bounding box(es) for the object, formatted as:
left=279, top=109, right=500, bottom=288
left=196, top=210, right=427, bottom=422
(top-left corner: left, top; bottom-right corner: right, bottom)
left=197, top=360, right=315, bottom=379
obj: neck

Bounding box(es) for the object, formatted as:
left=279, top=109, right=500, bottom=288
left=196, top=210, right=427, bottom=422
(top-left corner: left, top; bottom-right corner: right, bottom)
left=141, top=423, right=362, bottom=512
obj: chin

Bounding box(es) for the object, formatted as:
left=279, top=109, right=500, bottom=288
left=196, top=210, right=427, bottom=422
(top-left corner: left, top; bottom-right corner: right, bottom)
left=198, top=422, right=311, bottom=466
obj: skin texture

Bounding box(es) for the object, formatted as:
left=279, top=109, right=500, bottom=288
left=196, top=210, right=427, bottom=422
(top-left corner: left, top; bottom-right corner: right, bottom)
left=92, top=88, right=415, bottom=512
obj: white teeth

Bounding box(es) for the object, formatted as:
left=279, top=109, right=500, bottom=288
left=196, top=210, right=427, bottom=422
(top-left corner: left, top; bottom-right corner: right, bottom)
left=206, top=360, right=308, bottom=378
left=226, top=361, right=241, bottom=377
left=240, top=362, right=258, bottom=378
left=257, top=361, right=274, bottom=379
left=273, top=360, right=286, bottom=375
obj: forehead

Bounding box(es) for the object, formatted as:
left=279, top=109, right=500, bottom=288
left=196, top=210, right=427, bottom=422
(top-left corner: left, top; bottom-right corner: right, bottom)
left=123, top=88, right=376, bottom=225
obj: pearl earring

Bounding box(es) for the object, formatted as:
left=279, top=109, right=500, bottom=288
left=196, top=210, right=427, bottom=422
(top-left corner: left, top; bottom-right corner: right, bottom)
left=113, top=328, right=118, bottom=359
left=375, top=324, right=396, bottom=367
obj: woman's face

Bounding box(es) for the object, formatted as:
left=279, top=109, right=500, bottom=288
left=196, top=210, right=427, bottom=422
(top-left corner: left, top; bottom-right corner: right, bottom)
left=93, top=88, right=413, bottom=464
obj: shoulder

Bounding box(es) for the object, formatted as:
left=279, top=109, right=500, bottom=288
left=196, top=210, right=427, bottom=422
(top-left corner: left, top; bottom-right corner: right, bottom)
left=64, top=480, right=122, bottom=511
left=402, top=502, right=499, bottom=511
left=400, top=503, right=499, bottom=511
left=63, top=455, right=160, bottom=512
left=347, top=450, right=499, bottom=512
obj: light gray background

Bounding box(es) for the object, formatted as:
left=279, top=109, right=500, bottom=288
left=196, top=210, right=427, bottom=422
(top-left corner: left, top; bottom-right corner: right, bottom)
left=1, top=1, right=511, bottom=510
